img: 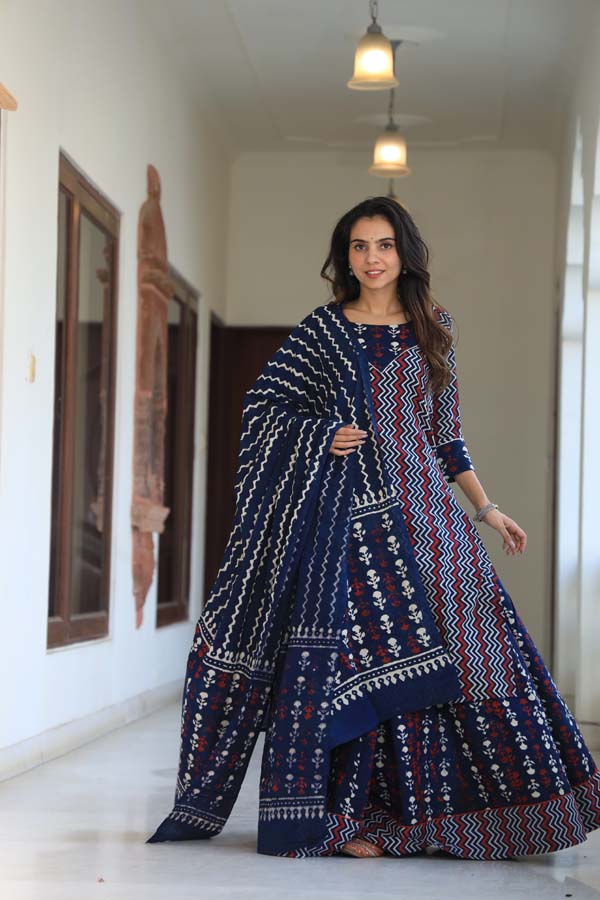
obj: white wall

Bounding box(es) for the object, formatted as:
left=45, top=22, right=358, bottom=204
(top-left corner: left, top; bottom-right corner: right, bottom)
left=227, top=148, right=557, bottom=656
left=0, top=0, right=231, bottom=762
left=553, top=4, right=600, bottom=740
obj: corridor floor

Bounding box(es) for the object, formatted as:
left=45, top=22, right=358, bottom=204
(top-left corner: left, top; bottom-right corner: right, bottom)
left=1, top=702, right=600, bottom=900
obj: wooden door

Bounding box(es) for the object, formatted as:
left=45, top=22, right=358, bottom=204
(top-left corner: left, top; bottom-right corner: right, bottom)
left=204, top=321, right=292, bottom=600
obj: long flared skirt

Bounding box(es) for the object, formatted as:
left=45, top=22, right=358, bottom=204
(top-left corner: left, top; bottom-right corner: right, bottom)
left=276, top=575, right=600, bottom=859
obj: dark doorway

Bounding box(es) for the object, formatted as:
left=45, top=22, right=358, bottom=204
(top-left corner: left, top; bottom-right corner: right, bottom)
left=203, top=320, right=292, bottom=601
left=156, top=269, right=199, bottom=627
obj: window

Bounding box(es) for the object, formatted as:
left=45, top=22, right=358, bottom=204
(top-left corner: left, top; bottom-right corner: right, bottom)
left=156, top=268, right=198, bottom=627
left=554, top=120, right=584, bottom=692
left=47, top=154, right=120, bottom=648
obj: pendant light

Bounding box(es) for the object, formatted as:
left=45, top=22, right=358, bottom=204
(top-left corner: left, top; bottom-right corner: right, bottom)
left=369, top=40, right=411, bottom=178
left=348, top=0, right=398, bottom=91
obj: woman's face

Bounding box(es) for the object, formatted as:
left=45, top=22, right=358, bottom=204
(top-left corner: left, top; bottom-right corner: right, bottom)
left=348, top=215, right=401, bottom=292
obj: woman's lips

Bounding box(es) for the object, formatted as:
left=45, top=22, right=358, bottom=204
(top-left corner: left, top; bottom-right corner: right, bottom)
left=365, top=270, right=384, bottom=279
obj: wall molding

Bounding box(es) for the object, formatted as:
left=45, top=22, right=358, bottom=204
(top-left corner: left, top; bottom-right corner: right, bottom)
left=0, top=679, right=182, bottom=782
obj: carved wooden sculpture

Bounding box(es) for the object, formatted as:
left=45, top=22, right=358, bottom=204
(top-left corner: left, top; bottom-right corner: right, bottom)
left=131, top=165, right=173, bottom=627
left=0, top=83, right=18, bottom=110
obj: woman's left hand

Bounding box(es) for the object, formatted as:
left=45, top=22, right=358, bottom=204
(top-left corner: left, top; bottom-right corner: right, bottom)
left=481, top=508, right=527, bottom=556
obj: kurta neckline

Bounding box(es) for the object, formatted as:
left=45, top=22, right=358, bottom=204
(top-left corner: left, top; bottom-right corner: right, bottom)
left=328, top=301, right=413, bottom=329
left=348, top=319, right=413, bottom=327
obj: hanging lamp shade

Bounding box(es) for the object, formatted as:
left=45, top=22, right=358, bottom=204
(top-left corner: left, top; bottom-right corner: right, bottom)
left=369, top=124, right=410, bottom=177
left=347, top=23, right=399, bottom=90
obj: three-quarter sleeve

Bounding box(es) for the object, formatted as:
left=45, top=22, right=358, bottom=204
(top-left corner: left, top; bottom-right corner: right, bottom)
left=430, top=309, right=475, bottom=483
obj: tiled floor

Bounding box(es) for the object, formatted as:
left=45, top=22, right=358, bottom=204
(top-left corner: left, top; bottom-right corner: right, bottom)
left=1, top=702, right=600, bottom=900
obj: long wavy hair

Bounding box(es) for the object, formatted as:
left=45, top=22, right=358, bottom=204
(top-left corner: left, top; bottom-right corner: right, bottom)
left=320, top=196, right=454, bottom=394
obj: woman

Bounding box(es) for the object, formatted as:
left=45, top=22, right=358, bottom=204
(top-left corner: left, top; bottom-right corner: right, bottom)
left=147, top=197, right=600, bottom=859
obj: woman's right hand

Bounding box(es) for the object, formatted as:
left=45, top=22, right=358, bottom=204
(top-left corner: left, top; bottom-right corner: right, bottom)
left=328, top=424, right=368, bottom=456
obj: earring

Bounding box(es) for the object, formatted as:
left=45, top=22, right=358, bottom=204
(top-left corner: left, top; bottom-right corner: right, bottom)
left=348, top=265, right=355, bottom=277
left=401, top=267, right=408, bottom=275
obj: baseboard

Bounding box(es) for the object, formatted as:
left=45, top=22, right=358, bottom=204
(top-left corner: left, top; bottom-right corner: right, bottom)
left=0, top=679, right=182, bottom=783
left=2, top=680, right=597, bottom=784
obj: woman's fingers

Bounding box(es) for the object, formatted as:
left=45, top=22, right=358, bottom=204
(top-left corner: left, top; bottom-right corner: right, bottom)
left=332, top=438, right=363, bottom=446
left=506, top=521, right=527, bottom=553
left=335, top=436, right=366, bottom=445
left=329, top=438, right=366, bottom=455
left=482, top=510, right=527, bottom=556
left=337, top=425, right=368, bottom=441
left=330, top=447, right=358, bottom=455
left=500, top=518, right=527, bottom=555
left=328, top=424, right=368, bottom=454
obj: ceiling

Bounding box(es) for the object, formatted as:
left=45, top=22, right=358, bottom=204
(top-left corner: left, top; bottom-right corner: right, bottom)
left=144, top=0, right=593, bottom=160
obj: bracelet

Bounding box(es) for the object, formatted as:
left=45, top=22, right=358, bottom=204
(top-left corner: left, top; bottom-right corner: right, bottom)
left=472, top=502, right=498, bottom=522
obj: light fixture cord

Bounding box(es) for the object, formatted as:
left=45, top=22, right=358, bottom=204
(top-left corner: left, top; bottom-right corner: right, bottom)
left=388, top=41, right=398, bottom=125
left=369, top=0, right=378, bottom=24
left=387, top=40, right=401, bottom=125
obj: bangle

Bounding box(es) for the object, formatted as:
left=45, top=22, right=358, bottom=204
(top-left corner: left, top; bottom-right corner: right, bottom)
left=472, top=502, right=498, bottom=522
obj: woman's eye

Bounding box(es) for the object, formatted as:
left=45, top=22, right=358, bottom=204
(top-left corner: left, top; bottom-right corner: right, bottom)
left=354, top=242, right=394, bottom=250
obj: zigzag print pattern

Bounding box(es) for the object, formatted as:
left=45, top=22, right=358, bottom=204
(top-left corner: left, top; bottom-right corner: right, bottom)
left=361, top=786, right=589, bottom=859
left=296, top=449, right=350, bottom=634
left=275, top=770, right=600, bottom=859
left=200, top=316, right=349, bottom=669
left=272, top=814, right=362, bottom=857
left=573, top=772, right=600, bottom=831
left=368, top=339, right=519, bottom=701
